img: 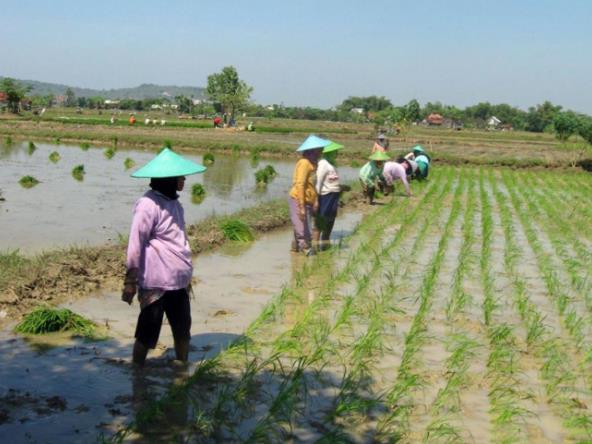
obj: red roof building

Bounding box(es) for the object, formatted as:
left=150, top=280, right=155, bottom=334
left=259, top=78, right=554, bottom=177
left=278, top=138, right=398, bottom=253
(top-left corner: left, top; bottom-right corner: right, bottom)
left=426, top=113, right=444, bottom=125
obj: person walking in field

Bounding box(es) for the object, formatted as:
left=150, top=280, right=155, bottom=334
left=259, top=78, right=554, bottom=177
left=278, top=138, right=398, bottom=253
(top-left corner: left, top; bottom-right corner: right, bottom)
left=405, top=145, right=431, bottom=180
left=314, top=141, right=344, bottom=250
left=359, top=151, right=389, bottom=205
left=289, top=134, right=331, bottom=256
left=382, top=157, right=412, bottom=197
left=122, top=148, right=206, bottom=366
left=371, top=132, right=389, bottom=154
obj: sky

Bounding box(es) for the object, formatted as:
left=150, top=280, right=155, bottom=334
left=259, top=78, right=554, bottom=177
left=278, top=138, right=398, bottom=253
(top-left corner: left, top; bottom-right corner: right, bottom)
left=1, top=0, right=591, bottom=113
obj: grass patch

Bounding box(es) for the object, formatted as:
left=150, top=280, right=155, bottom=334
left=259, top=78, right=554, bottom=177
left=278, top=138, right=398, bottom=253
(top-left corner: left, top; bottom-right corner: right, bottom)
left=203, top=152, right=215, bottom=165
left=15, top=307, right=97, bottom=337
left=191, top=183, right=206, bottom=204
left=49, top=151, right=61, bottom=163
left=72, top=164, right=85, bottom=181
left=104, top=147, right=116, bottom=159
left=19, top=175, right=40, bottom=188
left=220, top=219, right=254, bottom=242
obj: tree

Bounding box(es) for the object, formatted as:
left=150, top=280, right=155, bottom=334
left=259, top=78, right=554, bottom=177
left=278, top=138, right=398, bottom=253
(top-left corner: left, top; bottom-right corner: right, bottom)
left=65, top=88, right=76, bottom=107
left=525, top=101, right=561, bottom=132
left=553, top=111, right=580, bottom=141
left=578, top=116, right=592, bottom=145
left=338, top=95, right=392, bottom=113
left=404, top=99, right=421, bottom=122
left=0, top=78, right=31, bottom=113
left=206, top=66, right=253, bottom=119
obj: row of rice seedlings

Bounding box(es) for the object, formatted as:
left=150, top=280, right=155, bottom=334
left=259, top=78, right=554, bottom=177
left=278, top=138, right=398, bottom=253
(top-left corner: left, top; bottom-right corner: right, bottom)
left=542, top=173, right=592, bottom=230
left=376, top=173, right=466, bottom=441
left=446, top=169, right=478, bottom=320
left=491, top=172, right=592, bottom=441
left=511, top=172, right=592, bottom=337
left=479, top=171, right=532, bottom=443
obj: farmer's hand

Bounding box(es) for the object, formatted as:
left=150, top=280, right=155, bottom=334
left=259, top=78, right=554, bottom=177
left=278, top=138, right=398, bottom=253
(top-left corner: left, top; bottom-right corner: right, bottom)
left=122, top=283, right=136, bottom=305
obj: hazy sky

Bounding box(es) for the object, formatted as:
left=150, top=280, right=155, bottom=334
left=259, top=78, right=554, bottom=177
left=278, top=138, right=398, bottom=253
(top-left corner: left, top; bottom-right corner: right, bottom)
left=2, top=0, right=591, bottom=112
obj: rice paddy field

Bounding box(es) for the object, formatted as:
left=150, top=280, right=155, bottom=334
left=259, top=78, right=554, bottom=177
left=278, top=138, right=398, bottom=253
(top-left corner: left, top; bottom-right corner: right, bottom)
left=91, top=164, right=591, bottom=443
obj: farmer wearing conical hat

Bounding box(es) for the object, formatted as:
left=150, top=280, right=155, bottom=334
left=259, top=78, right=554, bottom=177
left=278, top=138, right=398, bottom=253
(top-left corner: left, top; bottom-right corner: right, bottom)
left=289, top=135, right=331, bottom=256
left=122, top=148, right=206, bottom=366
left=313, top=141, right=345, bottom=250
left=359, top=151, right=389, bottom=205
left=404, top=145, right=430, bottom=180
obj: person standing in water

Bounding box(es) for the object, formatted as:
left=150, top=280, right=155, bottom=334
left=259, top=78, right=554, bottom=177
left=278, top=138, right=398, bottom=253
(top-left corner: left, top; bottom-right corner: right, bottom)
left=359, top=151, right=389, bottom=205
left=122, top=148, right=206, bottom=366
left=288, top=134, right=331, bottom=256
left=314, top=141, right=344, bottom=250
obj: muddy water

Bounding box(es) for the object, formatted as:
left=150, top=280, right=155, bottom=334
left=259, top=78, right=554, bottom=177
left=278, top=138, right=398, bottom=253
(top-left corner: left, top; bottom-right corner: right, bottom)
left=0, top=212, right=362, bottom=443
left=0, top=141, right=359, bottom=252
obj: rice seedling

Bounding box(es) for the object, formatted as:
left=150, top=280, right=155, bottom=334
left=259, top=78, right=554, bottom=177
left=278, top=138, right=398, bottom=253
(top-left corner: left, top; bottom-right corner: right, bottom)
left=255, top=165, right=278, bottom=186
left=202, top=152, right=215, bottom=165
left=112, top=136, right=118, bottom=147
left=15, top=307, right=96, bottom=337
left=123, top=157, right=135, bottom=170
left=104, top=147, right=116, bottom=159
left=55, top=137, right=61, bottom=144
left=220, top=219, right=254, bottom=242
left=164, top=140, right=173, bottom=150
left=28, top=141, right=36, bottom=154
left=80, top=142, right=90, bottom=150
left=191, top=183, right=206, bottom=204
left=49, top=151, right=61, bottom=163
left=19, top=175, right=40, bottom=188
left=72, top=164, right=85, bottom=181
left=5, top=136, right=13, bottom=145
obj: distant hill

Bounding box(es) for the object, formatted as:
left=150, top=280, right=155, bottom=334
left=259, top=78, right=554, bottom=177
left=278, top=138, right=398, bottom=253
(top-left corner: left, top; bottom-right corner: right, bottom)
left=0, top=77, right=206, bottom=100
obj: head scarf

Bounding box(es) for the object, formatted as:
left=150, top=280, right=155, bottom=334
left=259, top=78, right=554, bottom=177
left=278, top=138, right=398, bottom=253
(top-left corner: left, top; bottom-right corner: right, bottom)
left=150, top=177, right=179, bottom=200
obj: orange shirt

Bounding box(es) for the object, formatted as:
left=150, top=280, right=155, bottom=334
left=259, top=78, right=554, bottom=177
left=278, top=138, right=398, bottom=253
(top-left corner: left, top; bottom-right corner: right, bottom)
left=289, top=158, right=317, bottom=206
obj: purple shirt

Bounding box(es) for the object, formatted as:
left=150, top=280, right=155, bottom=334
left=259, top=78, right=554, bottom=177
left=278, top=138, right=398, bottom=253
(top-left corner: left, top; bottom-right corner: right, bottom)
left=126, top=190, right=193, bottom=291
left=382, top=161, right=410, bottom=195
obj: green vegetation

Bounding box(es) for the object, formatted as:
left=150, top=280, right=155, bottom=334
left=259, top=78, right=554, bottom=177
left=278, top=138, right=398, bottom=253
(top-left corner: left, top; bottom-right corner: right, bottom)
left=19, top=175, right=40, bottom=188
left=219, top=219, right=254, bottom=242
left=202, top=152, right=215, bottom=165
left=49, top=151, right=61, bottom=163
left=28, top=141, right=36, bottom=154
left=123, top=157, right=135, bottom=170
left=15, top=307, right=96, bottom=337
left=5, top=136, right=13, bottom=145
left=72, top=164, right=85, bottom=181
left=191, top=183, right=206, bottom=204
left=254, top=164, right=277, bottom=186
left=80, top=142, right=91, bottom=150
left=104, top=147, right=116, bottom=159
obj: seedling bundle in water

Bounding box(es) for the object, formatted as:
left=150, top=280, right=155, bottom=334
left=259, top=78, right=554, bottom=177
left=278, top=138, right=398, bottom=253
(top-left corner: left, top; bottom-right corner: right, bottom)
left=203, top=152, right=215, bottom=165
left=49, top=151, right=61, bottom=163
left=80, top=142, right=90, bottom=151
left=124, top=157, right=136, bottom=170
left=104, top=147, right=116, bottom=159
left=255, top=165, right=278, bottom=186
left=19, top=175, right=40, bottom=188
left=5, top=136, right=13, bottom=145
left=191, top=183, right=206, bottom=204
left=28, top=141, right=37, bottom=155
left=15, top=307, right=96, bottom=337
left=220, top=219, right=254, bottom=242
left=72, top=164, right=85, bottom=181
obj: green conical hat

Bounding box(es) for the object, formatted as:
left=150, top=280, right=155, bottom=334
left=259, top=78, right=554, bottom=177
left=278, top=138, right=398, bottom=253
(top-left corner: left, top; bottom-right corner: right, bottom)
left=369, top=151, right=390, bottom=161
left=413, top=145, right=426, bottom=155
left=323, top=141, right=344, bottom=153
left=131, top=148, right=207, bottom=178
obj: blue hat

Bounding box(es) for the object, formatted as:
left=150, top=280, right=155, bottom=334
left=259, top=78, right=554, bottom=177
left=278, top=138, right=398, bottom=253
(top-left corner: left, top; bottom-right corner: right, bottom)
left=297, top=135, right=331, bottom=152
left=131, top=148, right=207, bottom=178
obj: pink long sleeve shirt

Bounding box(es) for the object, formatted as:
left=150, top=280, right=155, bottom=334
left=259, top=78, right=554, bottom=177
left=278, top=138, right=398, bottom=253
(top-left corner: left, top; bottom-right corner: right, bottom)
left=382, top=161, right=411, bottom=195
left=126, top=190, right=193, bottom=291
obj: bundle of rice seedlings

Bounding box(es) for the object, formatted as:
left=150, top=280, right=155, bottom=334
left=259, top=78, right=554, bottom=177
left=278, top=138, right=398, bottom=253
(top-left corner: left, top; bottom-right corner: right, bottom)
left=72, top=164, right=85, bottom=181
left=49, top=151, right=61, bottom=163
left=104, top=147, right=116, bottom=159
left=203, top=152, right=215, bottom=165
left=124, top=157, right=136, bottom=170
left=15, top=307, right=96, bottom=337
left=220, top=219, right=254, bottom=242
left=254, top=165, right=278, bottom=186
left=28, top=141, right=37, bottom=155
left=5, top=136, right=13, bottom=145
left=80, top=142, right=91, bottom=151
left=191, top=183, right=206, bottom=204
left=19, top=175, right=40, bottom=188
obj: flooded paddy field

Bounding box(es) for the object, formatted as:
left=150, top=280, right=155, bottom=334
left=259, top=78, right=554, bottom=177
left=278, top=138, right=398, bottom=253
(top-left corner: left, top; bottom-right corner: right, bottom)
left=0, top=141, right=360, bottom=252
left=88, top=165, right=591, bottom=443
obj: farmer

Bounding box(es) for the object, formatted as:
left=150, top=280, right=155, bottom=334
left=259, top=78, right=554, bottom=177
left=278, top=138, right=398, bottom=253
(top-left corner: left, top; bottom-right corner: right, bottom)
left=289, top=134, right=331, bottom=256
left=128, top=115, right=136, bottom=126
left=383, top=157, right=412, bottom=197
left=122, top=148, right=206, bottom=366
left=371, top=131, right=389, bottom=154
left=412, top=145, right=431, bottom=180
left=314, top=141, right=344, bottom=250
left=359, top=151, right=389, bottom=205
left=213, top=115, right=222, bottom=128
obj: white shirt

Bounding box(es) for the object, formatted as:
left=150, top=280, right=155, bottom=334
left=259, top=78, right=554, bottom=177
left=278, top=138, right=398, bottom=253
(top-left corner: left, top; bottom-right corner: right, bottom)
left=315, top=159, right=341, bottom=195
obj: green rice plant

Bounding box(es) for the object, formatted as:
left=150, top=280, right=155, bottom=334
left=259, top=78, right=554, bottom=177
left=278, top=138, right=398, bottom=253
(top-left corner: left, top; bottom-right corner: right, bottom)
left=123, top=157, right=135, bottom=170
left=19, top=175, right=40, bottom=188
left=49, top=151, right=61, bottom=163
left=15, top=307, right=96, bottom=337
left=112, top=136, right=118, bottom=147
left=80, top=142, right=90, bottom=150
left=55, top=137, right=60, bottom=144
left=104, top=147, right=116, bottom=159
left=28, top=141, right=36, bottom=154
left=164, top=140, right=173, bottom=150
left=250, top=153, right=260, bottom=168
left=191, top=183, right=206, bottom=204
left=202, top=152, right=215, bottom=165
left=5, top=136, right=13, bottom=145
left=220, top=219, right=253, bottom=242
left=72, top=164, right=85, bottom=181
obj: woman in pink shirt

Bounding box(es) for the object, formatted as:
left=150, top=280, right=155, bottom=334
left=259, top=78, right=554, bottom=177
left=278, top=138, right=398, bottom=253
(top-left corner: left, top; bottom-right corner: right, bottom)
left=382, top=159, right=412, bottom=197
left=122, top=148, right=206, bottom=366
